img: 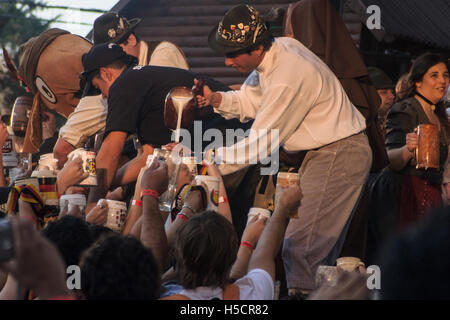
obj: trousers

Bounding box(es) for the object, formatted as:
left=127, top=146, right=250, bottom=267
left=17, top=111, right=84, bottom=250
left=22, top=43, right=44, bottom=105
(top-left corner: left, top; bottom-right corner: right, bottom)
left=282, top=131, right=372, bottom=290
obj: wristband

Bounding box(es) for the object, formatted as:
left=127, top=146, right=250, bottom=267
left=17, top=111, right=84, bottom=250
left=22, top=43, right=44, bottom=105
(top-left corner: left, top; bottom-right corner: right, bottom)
left=177, top=212, right=189, bottom=221
left=141, top=189, right=160, bottom=200
left=240, top=241, right=254, bottom=251
left=218, top=196, right=228, bottom=204
left=132, top=199, right=143, bottom=207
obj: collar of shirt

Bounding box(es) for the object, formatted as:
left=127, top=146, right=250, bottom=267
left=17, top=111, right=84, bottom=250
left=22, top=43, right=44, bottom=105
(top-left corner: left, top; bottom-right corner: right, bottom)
left=138, top=40, right=148, bottom=66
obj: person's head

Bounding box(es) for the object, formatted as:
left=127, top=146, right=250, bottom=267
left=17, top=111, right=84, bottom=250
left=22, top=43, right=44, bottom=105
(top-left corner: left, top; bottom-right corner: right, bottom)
left=92, top=12, right=141, bottom=57
left=404, top=53, right=450, bottom=138
left=208, top=4, right=274, bottom=74
left=395, top=73, right=411, bottom=102
left=80, top=43, right=138, bottom=98
left=41, top=215, right=93, bottom=268
left=174, top=210, right=239, bottom=289
left=368, top=66, right=395, bottom=116
left=80, top=234, right=160, bottom=300
left=87, top=223, right=114, bottom=242
left=406, top=52, right=449, bottom=104
left=379, top=206, right=450, bottom=299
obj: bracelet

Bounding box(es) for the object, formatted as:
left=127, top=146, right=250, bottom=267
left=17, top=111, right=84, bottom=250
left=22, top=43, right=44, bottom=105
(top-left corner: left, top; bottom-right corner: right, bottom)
left=132, top=199, right=143, bottom=207
left=141, top=189, right=160, bottom=200
left=177, top=212, right=189, bottom=221
left=182, top=204, right=196, bottom=215
left=218, top=196, right=228, bottom=204
left=240, top=241, right=254, bottom=251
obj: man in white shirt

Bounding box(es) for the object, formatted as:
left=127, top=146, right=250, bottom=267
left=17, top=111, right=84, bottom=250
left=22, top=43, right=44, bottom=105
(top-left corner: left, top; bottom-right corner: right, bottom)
left=91, top=12, right=189, bottom=70
left=200, top=4, right=372, bottom=293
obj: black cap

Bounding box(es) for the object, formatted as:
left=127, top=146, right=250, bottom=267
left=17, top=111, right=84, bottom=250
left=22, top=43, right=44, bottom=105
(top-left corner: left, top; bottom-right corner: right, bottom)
left=79, top=43, right=138, bottom=97
left=208, top=4, right=271, bottom=54
left=92, top=12, right=141, bottom=45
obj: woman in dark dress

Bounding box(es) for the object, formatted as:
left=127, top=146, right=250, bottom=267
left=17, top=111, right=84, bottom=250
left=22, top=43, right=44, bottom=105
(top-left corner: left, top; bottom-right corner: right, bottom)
left=367, top=53, right=450, bottom=262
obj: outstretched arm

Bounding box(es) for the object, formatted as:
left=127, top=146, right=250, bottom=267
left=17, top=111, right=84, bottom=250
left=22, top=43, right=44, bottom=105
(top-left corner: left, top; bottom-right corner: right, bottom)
left=230, top=214, right=267, bottom=280
left=86, top=131, right=127, bottom=213
left=203, top=161, right=232, bottom=223
left=248, top=185, right=302, bottom=280
left=140, top=160, right=169, bottom=273
left=53, top=137, right=75, bottom=169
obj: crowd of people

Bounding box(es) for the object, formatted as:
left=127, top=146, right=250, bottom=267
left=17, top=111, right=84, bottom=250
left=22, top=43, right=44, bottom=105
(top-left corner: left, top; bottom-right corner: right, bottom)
left=0, top=0, right=449, bottom=300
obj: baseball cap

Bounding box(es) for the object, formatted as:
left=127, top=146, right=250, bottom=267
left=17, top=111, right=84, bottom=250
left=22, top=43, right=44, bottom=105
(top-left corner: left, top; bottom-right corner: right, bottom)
left=79, top=43, right=137, bottom=96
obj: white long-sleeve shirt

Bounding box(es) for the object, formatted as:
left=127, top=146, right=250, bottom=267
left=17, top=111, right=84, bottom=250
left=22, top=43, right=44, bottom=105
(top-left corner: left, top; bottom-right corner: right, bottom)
left=59, top=41, right=189, bottom=149
left=59, top=95, right=107, bottom=148
left=139, top=40, right=189, bottom=70
left=214, top=37, right=366, bottom=175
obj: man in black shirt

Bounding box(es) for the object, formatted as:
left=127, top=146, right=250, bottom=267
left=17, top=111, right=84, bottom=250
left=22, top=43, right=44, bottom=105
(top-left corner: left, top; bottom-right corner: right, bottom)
left=81, top=43, right=246, bottom=209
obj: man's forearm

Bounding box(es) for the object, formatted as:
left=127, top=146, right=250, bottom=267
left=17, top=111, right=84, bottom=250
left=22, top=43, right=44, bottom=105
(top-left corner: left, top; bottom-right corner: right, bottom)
left=111, top=150, right=149, bottom=190
left=141, top=195, right=168, bottom=272
left=95, top=132, right=127, bottom=192
left=122, top=199, right=143, bottom=236
left=53, top=137, right=75, bottom=169
left=87, top=132, right=126, bottom=208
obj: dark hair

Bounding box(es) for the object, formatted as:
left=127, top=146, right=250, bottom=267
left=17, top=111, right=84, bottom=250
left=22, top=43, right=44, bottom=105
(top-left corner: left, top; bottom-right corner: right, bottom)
left=92, top=55, right=137, bottom=81
left=225, top=34, right=274, bottom=58
left=403, top=52, right=450, bottom=140
left=408, top=53, right=449, bottom=87
left=174, top=210, right=239, bottom=289
left=80, top=234, right=160, bottom=300
left=87, top=223, right=114, bottom=242
left=118, top=32, right=140, bottom=45
left=41, top=215, right=94, bottom=268
left=380, top=206, right=450, bottom=299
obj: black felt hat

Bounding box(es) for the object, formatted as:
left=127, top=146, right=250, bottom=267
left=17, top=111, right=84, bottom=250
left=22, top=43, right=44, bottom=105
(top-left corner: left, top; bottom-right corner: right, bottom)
left=92, top=12, right=141, bottom=45
left=208, top=4, right=271, bottom=54
left=368, top=66, right=394, bottom=90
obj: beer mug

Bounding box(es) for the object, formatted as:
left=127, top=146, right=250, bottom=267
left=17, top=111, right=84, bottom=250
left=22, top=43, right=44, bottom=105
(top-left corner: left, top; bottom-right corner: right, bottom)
left=67, top=148, right=97, bottom=186
left=415, top=124, right=439, bottom=169
left=152, top=148, right=182, bottom=213
left=336, top=257, right=365, bottom=272
left=2, top=128, right=17, bottom=168
left=247, top=207, right=271, bottom=225
left=38, top=153, right=58, bottom=172
left=315, top=266, right=339, bottom=289
left=60, top=194, right=86, bottom=214
left=275, top=171, right=300, bottom=218
left=101, top=199, right=128, bottom=233
left=31, top=170, right=59, bottom=218
left=193, top=175, right=220, bottom=211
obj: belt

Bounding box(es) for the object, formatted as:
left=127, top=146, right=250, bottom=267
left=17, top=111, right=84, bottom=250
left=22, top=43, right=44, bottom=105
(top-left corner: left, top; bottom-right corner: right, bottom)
left=280, top=130, right=366, bottom=166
